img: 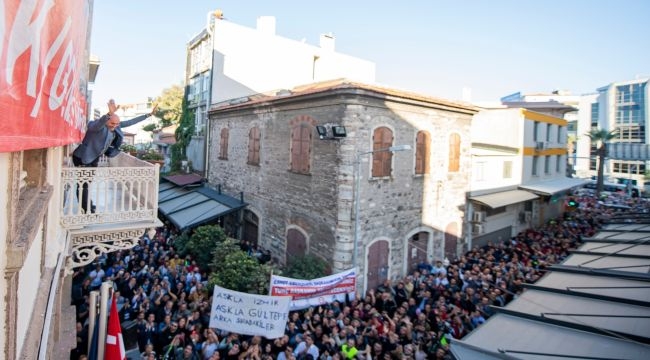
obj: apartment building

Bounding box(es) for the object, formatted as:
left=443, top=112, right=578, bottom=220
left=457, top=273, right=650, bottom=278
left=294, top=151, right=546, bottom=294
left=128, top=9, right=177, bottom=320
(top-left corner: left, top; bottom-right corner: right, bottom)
left=468, top=107, right=586, bottom=248
left=575, top=78, right=650, bottom=185
left=184, top=12, right=376, bottom=172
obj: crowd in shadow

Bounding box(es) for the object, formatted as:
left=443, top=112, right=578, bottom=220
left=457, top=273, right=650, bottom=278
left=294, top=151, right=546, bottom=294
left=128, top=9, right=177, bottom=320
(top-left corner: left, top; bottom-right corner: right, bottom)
left=70, top=192, right=645, bottom=360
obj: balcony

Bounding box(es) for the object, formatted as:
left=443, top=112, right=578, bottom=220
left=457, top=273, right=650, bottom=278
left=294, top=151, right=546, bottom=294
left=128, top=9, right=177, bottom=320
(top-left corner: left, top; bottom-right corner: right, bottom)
left=61, top=152, right=162, bottom=268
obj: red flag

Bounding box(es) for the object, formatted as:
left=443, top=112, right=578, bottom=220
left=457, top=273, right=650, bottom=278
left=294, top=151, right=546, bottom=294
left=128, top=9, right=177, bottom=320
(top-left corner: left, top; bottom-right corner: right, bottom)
left=104, top=296, right=126, bottom=360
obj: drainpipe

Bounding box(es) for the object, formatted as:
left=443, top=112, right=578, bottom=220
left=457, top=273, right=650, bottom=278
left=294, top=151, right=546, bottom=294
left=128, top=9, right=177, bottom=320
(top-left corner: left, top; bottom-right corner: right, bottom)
left=203, top=12, right=218, bottom=179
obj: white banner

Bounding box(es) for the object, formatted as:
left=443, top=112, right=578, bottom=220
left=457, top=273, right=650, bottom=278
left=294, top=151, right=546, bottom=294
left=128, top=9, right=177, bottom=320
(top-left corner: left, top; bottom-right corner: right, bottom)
left=270, top=268, right=356, bottom=310
left=209, top=285, right=291, bottom=339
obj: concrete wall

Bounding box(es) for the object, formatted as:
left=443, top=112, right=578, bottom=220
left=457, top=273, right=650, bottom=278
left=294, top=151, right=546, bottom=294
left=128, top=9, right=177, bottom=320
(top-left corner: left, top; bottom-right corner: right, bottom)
left=187, top=136, right=206, bottom=172
left=211, top=19, right=376, bottom=104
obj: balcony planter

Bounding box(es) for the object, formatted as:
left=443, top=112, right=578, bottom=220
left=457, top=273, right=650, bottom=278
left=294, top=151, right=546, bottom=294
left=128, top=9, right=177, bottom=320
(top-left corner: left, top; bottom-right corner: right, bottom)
left=145, top=159, right=165, bottom=166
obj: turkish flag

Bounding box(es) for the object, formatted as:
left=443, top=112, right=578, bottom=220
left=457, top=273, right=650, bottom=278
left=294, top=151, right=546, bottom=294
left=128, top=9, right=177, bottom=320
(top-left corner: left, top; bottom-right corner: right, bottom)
left=104, top=296, right=126, bottom=360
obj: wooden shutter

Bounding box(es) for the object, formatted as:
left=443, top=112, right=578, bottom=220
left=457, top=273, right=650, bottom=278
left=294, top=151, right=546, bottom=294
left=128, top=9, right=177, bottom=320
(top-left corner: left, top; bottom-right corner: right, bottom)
left=299, top=124, right=311, bottom=173
left=448, top=133, right=460, bottom=172
left=290, top=123, right=311, bottom=174
left=248, top=127, right=260, bottom=165
left=415, top=131, right=429, bottom=175
left=220, top=128, right=229, bottom=159
left=372, top=127, right=393, bottom=177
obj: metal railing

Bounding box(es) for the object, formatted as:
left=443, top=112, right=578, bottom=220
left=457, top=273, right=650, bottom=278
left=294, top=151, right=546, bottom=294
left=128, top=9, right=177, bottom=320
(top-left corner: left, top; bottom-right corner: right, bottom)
left=61, top=152, right=160, bottom=228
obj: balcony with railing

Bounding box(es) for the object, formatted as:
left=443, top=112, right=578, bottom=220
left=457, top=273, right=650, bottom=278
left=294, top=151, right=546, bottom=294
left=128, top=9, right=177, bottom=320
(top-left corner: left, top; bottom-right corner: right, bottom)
left=61, top=152, right=162, bottom=268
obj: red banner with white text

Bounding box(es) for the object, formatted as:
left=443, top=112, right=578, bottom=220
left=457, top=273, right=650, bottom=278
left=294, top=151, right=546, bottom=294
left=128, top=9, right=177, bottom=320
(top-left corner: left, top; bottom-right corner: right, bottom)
left=0, top=0, right=90, bottom=152
left=270, top=268, right=357, bottom=310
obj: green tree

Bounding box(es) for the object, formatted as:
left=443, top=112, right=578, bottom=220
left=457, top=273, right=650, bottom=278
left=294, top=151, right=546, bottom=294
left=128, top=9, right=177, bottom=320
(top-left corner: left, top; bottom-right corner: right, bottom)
left=142, top=123, right=158, bottom=132
left=172, top=231, right=191, bottom=256
left=153, top=84, right=184, bottom=127
left=170, top=86, right=195, bottom=172
left=183, top=225, right=227, bottom=270
left=283, top=254, right=329, bottom=280
left=208, top=239, right=273, bottom=294
left=585, top=128, right=617, bottom=198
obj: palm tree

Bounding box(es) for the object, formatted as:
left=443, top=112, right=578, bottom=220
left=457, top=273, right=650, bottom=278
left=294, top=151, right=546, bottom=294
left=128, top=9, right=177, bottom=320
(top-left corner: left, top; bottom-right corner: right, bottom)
left=585, top=128, right=617, bottom=198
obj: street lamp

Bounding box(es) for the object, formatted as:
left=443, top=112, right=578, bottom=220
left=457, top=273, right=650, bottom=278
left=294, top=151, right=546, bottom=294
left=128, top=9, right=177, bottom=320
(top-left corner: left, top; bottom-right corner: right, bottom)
left=352, top=144, right=412, bottom=277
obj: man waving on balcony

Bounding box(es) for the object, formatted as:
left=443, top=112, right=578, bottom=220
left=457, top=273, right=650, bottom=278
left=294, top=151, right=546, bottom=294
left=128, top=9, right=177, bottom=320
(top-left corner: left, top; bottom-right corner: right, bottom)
left=72, top=99, right=157, bottom=213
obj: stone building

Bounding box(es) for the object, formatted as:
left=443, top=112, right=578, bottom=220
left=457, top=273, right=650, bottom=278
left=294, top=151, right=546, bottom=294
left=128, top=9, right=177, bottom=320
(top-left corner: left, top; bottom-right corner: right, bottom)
left=206, top=80, right=478, bottom=292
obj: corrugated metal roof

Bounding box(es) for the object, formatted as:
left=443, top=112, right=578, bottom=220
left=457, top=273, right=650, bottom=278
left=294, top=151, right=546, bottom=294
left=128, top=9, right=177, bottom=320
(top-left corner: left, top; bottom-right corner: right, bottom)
left=519, top=177, right=589, bottom=196
left=453, top=211, right=650, bottom=359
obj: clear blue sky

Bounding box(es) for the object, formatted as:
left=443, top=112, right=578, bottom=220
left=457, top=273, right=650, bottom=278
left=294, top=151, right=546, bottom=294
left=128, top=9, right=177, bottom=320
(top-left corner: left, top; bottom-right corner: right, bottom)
left=90, top=0, right=650, bottom=107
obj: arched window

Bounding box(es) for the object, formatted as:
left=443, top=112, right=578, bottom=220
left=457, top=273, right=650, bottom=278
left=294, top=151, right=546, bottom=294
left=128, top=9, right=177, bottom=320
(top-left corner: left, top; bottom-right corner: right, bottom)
left=219, top=128, right=229, bottom=160
left=286, top=228, right=307, bottom=260
left=448, top=133, right=460, bottom=172
left=290, top=123, right=312, bottom=174
left=415, top=131, right=430, bottom=175
left=248, top=127, right=260, bottom=165
left=372, top=127, right=394, bottom=177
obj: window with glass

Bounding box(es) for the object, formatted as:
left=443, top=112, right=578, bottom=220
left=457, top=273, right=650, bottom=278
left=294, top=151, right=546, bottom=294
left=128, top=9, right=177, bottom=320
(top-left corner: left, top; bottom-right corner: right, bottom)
left=532, top=156, right=539, bottom=176
left=556, top=155, right=562, bottom=173
left=615, top=83, right=646, bottom=143
left=503, top=161, right=512, bottom=179
left=546, top=123, right=552, bottom=142
left=544, top=156, right=550, bottom=174
left=474, top=162, right=485, bottom=181
left=612, top=161, right=646, bottom=174
left=589, top=144, right=598, bottom=171
left=533, top=122, right=539, bottom=141
left=590, top=102, right=599, bottom=127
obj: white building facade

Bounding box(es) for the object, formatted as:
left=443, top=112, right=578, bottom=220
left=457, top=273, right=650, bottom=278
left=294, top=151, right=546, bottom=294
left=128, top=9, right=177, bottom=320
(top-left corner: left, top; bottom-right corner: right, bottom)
left=184, top=12, right=377, bottom=172
left=575, top=78, right=650, bottom=186
left=468, top=108, right=586, bottom=248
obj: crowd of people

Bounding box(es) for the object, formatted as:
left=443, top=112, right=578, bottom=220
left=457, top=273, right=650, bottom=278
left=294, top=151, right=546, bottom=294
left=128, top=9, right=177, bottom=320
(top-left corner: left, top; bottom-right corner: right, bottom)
left=69, top=192, right=645, bottom=360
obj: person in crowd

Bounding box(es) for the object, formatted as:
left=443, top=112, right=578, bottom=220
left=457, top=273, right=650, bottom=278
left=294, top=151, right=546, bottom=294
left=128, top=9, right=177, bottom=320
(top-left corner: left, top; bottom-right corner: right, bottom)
left=69, top=193, right=642, bottom=360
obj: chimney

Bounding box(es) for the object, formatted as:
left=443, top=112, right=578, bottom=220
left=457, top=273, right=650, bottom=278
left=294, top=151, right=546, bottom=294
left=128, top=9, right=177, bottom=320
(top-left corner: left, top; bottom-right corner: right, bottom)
left=257, top=16, right=276, bottom=35
left=319, top=33, right=335, bottom=51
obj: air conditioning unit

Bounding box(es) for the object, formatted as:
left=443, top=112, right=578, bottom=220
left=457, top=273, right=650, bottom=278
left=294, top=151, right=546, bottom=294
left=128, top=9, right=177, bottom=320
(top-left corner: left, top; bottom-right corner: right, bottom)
left=472, top=224, right=484, bottom=234
left=472, top=211, right=486, bottom=223
left=524, top=211, right=532, bottom=222
left=535, top=141, right=547, bottom=150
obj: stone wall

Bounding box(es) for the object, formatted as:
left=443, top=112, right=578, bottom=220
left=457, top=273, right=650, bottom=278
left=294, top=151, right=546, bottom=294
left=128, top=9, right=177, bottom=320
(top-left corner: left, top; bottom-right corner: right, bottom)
left=206, top=86, right=475, bottom=283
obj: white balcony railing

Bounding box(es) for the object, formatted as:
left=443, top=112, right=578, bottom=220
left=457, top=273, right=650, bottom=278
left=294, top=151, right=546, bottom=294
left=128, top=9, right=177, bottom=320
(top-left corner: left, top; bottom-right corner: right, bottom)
left=61, top=152, right=160, bottom=228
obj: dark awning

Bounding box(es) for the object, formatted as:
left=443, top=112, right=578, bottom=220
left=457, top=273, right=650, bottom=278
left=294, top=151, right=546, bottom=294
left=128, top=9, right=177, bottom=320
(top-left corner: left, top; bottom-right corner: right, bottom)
left=158, top=181, right=247, bottom=231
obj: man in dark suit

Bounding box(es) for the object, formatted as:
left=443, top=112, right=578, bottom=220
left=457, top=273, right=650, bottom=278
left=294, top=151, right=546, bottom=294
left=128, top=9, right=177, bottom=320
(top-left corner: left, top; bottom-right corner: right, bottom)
left=72, top=99, right=156, bottom=213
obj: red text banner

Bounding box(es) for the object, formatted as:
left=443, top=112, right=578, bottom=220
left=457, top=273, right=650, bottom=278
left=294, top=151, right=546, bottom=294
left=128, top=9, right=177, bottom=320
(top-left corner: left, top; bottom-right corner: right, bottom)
left=270, top=268, right=356, bottom=310
left=0, top=0, right=90, bottom=152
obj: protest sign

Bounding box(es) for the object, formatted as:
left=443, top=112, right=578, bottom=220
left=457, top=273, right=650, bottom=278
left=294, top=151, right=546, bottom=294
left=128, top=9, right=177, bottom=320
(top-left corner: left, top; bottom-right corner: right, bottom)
left=270, top=268, right=356, bottom=310
left=209, top=285, right=291, bottom=338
